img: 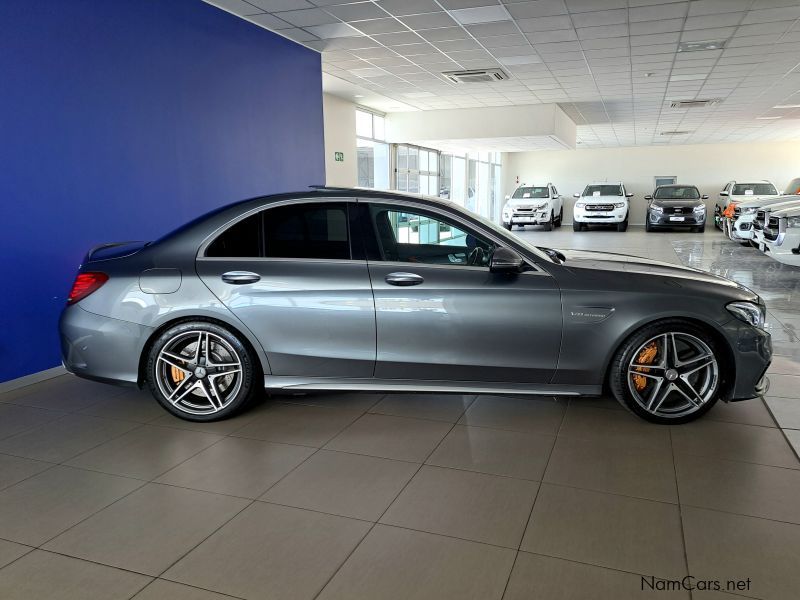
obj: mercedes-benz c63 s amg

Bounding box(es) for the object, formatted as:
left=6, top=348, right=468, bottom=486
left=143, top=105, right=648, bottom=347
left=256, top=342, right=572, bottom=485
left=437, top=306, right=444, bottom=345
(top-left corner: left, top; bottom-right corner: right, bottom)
left=60, top=188, right=771, bottom=424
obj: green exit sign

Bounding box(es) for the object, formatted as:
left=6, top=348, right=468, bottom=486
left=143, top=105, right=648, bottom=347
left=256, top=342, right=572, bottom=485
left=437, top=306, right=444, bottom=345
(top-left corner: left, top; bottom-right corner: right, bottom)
left=334, top=151, right=344, bottom=162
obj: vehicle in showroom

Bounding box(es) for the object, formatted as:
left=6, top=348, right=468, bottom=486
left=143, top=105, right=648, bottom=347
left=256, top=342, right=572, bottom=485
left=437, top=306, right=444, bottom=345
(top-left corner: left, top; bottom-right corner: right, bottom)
left=572, top=182, right=633, bottom=231
left=760, top=204, right=800, bottom=266
left=727, top=195, right=800, bottom=243
left=752, top=197, right=800, bottom=250
left=715, top=180, right=780, bottom=229
left=501, top=182, right=563, bottom=231
left=60, top=188, right=771, bottom=425
left=784, top=177, right=800, bottom=196
left=644, top=185, right=708, bottom=232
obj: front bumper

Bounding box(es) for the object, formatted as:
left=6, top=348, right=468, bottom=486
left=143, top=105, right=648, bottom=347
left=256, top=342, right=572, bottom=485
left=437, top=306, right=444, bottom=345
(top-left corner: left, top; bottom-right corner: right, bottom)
left=59, top=304, right=153, bottom=385
left=725, top=320, right=772, bottom=402
left=573, top=206, right=627, bottom=223
left=648, top=211, right=705, bottom=227
left=503, top=208, right=551, bottom=225
left=724, top=216, right=755, bottom=240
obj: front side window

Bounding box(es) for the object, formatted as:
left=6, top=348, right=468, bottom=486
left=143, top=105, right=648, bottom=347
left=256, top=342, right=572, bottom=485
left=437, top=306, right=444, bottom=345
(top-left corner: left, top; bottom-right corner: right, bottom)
left=512, top=186, right=549, bottom=199
left=206, top=202, right=350, bottom=260
left=732, top=183, right=777, bottom=196
left=584, top=185, right=623, bottom=197
left=654, top=186, right=700, bottom=200
left=367, top=204, right=495, bottom=267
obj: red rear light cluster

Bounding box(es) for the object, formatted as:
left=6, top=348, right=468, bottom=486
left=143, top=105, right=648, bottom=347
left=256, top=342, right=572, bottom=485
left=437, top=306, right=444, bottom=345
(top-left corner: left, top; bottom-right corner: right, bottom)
left=67, top=272, right=109, bottom=305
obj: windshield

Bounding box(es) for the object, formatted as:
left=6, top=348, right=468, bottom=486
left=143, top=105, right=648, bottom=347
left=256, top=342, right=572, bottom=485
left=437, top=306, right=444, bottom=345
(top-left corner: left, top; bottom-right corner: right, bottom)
left=512, top=186, right=549, bottom=199
left=583, top=184, right=622, bottom=197
left=654, top=186, right=700, bottom=200
left=732, top=183, right=777, bottom=196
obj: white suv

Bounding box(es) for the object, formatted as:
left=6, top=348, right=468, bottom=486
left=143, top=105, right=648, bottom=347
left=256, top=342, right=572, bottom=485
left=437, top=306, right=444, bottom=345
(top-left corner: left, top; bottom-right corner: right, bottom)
left=573, top=182, right=633, bottom=231
left=715, top=180, right=780, bottom=230
left=502, top=183, right=563, bottom=231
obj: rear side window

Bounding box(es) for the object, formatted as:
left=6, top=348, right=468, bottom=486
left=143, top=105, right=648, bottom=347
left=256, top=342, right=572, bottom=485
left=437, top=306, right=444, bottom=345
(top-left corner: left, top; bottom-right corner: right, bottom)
left=205, top=202, right=351, bottom=260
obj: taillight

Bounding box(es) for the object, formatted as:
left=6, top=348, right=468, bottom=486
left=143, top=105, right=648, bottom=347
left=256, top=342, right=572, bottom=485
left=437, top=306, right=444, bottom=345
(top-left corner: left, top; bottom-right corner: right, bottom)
left=67, top=272, right=109, bottom=305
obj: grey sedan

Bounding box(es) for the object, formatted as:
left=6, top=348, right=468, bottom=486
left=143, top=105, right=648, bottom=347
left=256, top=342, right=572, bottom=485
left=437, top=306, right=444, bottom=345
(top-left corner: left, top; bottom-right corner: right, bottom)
left=60, top=188, right=771, bottom=424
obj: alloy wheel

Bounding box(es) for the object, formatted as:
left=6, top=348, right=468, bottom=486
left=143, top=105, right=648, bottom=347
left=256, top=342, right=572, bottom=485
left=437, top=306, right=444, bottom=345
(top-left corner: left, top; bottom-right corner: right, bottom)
left=627, top=332, right=719, bottom=419
left=154, top=330, right=243, bottom=415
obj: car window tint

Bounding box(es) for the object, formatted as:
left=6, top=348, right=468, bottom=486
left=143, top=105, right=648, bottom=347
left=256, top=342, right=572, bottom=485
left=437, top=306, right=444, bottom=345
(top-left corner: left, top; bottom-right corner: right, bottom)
left=368, top=204, right=494, bottom=267
left=265, top=203, right=350, bottom=260
left=583, top=185, right=623, bottom=196
left=206, top=212, right=262, bottom=257
left=654, top=186, right=700, bottom=200
left=512, top=186, right=549, bottom=199
left=732, top=183, right=777, bottom=195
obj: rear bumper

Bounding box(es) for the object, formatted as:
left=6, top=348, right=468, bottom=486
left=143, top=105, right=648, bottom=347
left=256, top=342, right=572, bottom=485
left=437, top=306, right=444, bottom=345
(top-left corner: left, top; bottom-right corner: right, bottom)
left=59, top=305, right=152, bottom=385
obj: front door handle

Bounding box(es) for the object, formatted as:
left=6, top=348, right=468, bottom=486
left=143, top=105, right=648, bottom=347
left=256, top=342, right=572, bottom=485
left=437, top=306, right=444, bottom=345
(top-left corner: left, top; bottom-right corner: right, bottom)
left=385, top=272, right=424, bottom=286
left=221, top=271, right=260, bottom=285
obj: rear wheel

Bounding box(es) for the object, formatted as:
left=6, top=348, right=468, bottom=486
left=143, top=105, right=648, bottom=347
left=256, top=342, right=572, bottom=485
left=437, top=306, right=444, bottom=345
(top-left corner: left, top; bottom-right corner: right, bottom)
left=609, top=321, right=721, bottom=424
left=147, top=321, right=259, bottom=421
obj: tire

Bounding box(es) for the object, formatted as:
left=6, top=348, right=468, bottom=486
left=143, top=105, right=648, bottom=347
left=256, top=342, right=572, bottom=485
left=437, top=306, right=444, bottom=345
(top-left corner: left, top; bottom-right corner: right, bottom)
left=556, top=208, right=563, bottom=227
left=146, top=321, right=260, bottom=421
left=645, top=220, right=652, bottom=232
left=503, top=223, right=512, bottom=231
left=573, top=221, right=581, bottom=232
left=608, top=320, right=722, bottom=424
left=698, top=225, right=705, bottom=233
left=543, top=212, right=553, bottom=231
left=616, top=217, right=628, bottom=232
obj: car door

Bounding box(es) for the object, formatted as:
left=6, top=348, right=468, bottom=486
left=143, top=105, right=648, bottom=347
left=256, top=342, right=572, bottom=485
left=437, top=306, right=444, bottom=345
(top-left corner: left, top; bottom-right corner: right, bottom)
left=359, top=200, right=562, bottom=383
left=196, top=199, right=376, bottom=378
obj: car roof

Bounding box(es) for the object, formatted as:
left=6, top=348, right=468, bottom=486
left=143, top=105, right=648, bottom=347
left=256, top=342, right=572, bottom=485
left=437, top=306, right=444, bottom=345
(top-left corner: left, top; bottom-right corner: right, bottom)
left=656, top=184, right=697, bottom=188
left=732, top=180, right=773, bottom=184
left=587, top=182, right=622, bottom=185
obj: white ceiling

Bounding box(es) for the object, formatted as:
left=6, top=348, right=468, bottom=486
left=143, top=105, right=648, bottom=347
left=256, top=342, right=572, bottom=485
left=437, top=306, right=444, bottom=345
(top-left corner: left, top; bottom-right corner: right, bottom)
left=206, top=0, right=800, bottom=149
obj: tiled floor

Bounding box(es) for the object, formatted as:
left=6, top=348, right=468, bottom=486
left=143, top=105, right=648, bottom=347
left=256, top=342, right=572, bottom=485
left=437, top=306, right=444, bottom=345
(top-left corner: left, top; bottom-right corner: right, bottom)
left=0, top=226, right=798, bottom=600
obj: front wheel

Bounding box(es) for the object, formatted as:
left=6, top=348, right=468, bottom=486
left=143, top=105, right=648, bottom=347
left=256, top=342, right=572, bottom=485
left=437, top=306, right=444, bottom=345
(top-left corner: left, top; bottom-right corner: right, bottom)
left=543, top=212, right=554, bottom=231
left=697, top=225, right=705, bottom=233
left=503, top=222, right=512, bottom=230
left=573, top=221, right=582, bottom=232
left=645, top=220, right=652, bottom=232
left=609, top=321, right=722, bottom=424
left=146, top=321, right=259, bottom=421
left=616, top=217, right=628, bottom=232
left=556, top=207, right=563, bottom=227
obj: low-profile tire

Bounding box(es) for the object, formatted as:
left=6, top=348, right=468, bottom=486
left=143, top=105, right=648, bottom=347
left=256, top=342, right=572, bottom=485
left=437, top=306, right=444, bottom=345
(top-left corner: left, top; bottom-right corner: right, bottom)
left=146, top=321, right=259, bottom=421
left=573, top=221, right=581, bottom=232
left=608, top=320, right=722, bottom=424
left=543, top=212, right=554, bottom=231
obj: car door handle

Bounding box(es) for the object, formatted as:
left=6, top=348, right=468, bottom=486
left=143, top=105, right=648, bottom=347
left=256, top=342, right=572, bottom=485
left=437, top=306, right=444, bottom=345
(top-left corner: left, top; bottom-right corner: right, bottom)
left=221, top=271, right=260, bottom=285
left=385, top=272, right=424, bottom=286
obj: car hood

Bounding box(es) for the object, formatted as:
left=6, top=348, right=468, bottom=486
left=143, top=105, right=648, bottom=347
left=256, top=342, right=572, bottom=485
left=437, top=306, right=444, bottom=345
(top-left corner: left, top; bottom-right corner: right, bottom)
left=737, top=196, right=800, bottom=210
left=650, top=199, right=703, bottom=208
left=558, top=249, right=752, bottom=293
left=730, top=194, right=780, bottom=202
left=579, top=196, right=624, bottom=203
left=506, top=198, right=549, bottom=207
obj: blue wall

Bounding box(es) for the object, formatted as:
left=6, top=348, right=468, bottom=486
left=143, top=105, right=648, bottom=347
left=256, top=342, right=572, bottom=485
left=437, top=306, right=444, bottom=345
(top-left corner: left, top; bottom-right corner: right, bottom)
left=0, top=0, right=325, bottom=382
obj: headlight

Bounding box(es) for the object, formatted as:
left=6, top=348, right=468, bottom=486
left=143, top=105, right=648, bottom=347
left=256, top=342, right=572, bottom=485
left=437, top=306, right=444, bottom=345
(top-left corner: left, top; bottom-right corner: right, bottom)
left=614, top=202, right=625, bottom=208
left=694, top=205, right=706, bottom=213
left=742, top=207, right=757, bottom=215
left=787, top=216, right=800, bottom=228
left=651, top=205, right=663, bottom=213
left=575, top=202, right=585, bottom=208
left=727, top=301, right=765, bottom=328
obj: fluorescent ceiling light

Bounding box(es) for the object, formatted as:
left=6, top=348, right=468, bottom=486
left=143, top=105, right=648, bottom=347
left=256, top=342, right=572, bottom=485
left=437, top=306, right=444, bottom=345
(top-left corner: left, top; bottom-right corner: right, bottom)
left=678, top=40, right=727, bottom=52
left=305, top=23, right=361, bottom=39
left=756, top=116, right=781, bottom=120
left=499, top=55, right=542, bottom=66
left=450, top=6, right=510, bottom=25
left=773, top=104, right=800, bottom=109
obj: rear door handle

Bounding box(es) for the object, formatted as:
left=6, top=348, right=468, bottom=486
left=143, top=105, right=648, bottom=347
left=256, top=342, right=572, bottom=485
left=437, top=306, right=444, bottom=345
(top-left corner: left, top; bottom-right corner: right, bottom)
left=385, top=272, right=424, bottom=286
left=221, top=271, right=260, bottom=285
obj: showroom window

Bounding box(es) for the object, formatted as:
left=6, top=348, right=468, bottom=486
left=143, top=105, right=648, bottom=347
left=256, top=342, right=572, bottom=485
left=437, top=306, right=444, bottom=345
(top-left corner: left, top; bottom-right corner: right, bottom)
left=396, top=144, right=439, bottom=196
left=437, top=152, right=502, bottom=222
left=356, top=109, right=390, bottom=190
left=206, top=203, right=351, bottom=260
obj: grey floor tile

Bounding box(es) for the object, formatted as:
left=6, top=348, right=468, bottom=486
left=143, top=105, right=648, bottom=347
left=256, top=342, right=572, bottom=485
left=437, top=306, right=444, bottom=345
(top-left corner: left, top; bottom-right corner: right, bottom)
left=682, top=506, right=800, bottom=600
left=766, top=355, right=800, bottom=376
left=150, top=406, right=261, bottom=435
left=324, top=413, right=451, bottom=462
left=763, top=396, right=800, bottom=430
left=276, top=391, right=384, bottom=411
left=4, top=376, right=126, bottom=412
left=0, top=403, right=65, bottom=441
left=164, top=502, right=370, bottom=600
left=369, top=393, right=476, bottom=422
left=0, top=453, right=52, bottom=490
left=0, top=539, right=32, bottom=569
left=785, top=428, right=800, bottom=459
left=0, top=465, right=142, bottom=546
left=706, top=398, right=778, bottom=428
left=569, top=396, right=625, bottom=411
left=78, top=388, right=166, bottom=423
left=544, top=436, right=678, bottom=502
left=65, top=424, right=222, bottom=479
left=232, top=403, right=361, bottom=447
left=504, top=552, right=690, bottom=600
left=156, top=437, right=314, bottom=498
left=459, top=395, right=566, bottom=435
left=0, top=550, right=151, bottom=600
left=133, top=579, right=238, bottom=599
left=676, top=452, right=800, bottom=524
left=670, top=419, right=799, bottom=470
left=381, top=465, right=538, bottom=548
left=44, top=483, right=249, bottom=576
left=559, top=404, right=671, bottom=451
left=426, top=424, right=554, bottom=480
left=317, top=525, right=515, bottom=600
left=764, top=373, right=800, bottom=399
left=261, top=449, right=417, bottom=521
left=0, top=414, right=138, bottom=463
left=522, top=484, right=686, bottom=579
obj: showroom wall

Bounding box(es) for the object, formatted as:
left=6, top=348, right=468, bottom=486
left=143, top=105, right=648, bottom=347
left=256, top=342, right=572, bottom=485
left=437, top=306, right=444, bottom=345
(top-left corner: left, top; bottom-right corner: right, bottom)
left=0, top=0, right=325, bottom=382
left=323, top=94, right=358, bottom=188
left=505, top=141, right=800, bottom=224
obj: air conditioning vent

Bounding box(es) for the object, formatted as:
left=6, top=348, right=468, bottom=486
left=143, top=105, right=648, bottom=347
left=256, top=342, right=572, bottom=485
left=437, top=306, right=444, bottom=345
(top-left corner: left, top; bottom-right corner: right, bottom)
left=670, top=98, right=721, bottom=109
left=442, top=68, right=509, bottom=84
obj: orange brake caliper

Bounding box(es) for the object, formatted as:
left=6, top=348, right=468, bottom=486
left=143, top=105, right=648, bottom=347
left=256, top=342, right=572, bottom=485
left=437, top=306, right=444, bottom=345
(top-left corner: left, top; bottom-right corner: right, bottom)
left=171, top=366, right=186, bottom=384
left=632, top=342, right=658, bottom=392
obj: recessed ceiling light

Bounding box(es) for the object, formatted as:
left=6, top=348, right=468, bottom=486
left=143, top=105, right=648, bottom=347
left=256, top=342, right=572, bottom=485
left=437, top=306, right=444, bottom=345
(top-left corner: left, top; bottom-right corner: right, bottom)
left=678, top=40, right=727, bottom=53
left=773, top=104, right=800, bottom=109
left=644, top=72, right=655, bottom=77
left=450, top=5, right=510, bottom=25
left=354, top=94, right=364, bottom=98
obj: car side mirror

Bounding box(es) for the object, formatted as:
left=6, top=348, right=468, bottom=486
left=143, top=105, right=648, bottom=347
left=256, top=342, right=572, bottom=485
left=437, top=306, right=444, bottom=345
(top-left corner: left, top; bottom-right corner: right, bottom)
left=490, top=247, right=524, bottom=273
left=504, top=195, right=510, bottom=201
left=720, top=191, right=729, bottom=196
left=626, top=193, right=634, bottom=198
left=573, top=193, right=580, bottom=198
left=644, top=195, right=653, bottom=200
left=701, top=195, right=709, bottom=200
